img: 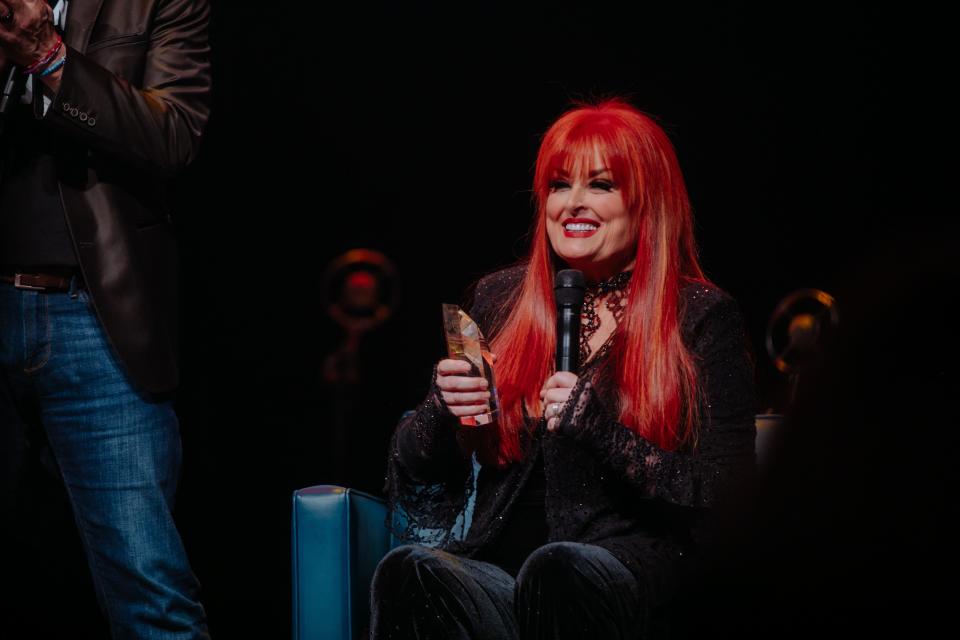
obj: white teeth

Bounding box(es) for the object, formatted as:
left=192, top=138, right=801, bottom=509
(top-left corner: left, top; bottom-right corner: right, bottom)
left=564, top=222, right=598, bottom=231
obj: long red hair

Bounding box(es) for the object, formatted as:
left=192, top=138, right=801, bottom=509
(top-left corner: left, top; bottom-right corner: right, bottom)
left=487, top=99, right=708, bottom=465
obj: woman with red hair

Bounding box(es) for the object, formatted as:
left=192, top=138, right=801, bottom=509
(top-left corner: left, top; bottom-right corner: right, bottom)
left=371, top=99, right=756, bottom=639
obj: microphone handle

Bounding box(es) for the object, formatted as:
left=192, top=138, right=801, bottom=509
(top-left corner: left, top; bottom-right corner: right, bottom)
left=556, top=304, right=581, bottom=373
left=1, top=65, right=19, bottom=109
left=1, top=66, right=21, bottom=135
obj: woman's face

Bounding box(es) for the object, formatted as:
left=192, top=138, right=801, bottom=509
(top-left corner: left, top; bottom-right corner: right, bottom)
left=545, top=152, right=636, bottom=281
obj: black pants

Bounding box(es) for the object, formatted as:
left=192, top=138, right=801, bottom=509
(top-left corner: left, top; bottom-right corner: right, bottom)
left=370, top=541, right=646, bottom=640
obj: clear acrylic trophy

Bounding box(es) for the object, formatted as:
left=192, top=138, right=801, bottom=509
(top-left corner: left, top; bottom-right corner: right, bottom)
left=442, top=304, right=499, bottom=426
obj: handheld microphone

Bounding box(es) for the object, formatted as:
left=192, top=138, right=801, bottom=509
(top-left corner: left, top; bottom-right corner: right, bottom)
left=554, top=269, right=585, bottom=373
left=1, top=65, right=20, bottom=112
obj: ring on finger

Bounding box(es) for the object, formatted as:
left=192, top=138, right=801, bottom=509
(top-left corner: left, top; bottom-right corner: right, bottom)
left=547, top=402, right=561, bottom=418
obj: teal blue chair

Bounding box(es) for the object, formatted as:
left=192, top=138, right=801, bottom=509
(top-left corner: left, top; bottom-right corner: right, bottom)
left=291, top=459, right=479, bottom=639
left=291, top=417, right=777, bottom=639
left=291, top=486, right=398, bottom=640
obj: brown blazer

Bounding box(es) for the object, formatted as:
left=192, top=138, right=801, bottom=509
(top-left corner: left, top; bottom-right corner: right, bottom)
left=36, top=0, right=212, bottom=393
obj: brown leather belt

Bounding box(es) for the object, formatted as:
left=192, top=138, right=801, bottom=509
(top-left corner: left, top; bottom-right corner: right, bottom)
left=0, top=272, right=82, bottom=292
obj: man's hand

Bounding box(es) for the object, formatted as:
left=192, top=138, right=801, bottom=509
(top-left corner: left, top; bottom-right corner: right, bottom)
left=0, top=1, right=58, bottom=68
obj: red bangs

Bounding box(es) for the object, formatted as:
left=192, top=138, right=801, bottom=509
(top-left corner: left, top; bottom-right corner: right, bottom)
left=534, top=113, right=640, bottom=214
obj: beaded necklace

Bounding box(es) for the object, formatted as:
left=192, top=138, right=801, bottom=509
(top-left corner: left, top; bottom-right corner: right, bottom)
left=579, top=270, right=632, bottom=365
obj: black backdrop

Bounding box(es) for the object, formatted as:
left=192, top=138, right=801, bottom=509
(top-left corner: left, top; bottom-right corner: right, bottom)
left=7, top=2, right=956, bottom=638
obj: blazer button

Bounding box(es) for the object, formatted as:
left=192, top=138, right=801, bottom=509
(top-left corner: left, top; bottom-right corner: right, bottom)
left=69, top=107, right=79, bottom=117
left=62, top=101, right=71, bottom=111
left=79, top=112, right=88, bottom=122
left=87, top=118, right=97, bottom=127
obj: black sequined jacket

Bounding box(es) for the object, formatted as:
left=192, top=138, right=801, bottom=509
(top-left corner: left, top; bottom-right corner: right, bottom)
left=385, top=265, right=757, bottom=584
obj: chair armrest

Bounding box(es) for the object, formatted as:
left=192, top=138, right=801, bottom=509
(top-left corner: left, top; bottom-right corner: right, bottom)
left=291, top=485, right=391, bottom=640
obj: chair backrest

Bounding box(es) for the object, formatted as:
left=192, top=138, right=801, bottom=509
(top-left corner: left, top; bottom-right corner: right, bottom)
left=292, top=486, right=392, bottom=640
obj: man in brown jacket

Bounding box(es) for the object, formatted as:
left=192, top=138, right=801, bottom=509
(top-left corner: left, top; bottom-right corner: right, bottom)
left=0, top=1, right=211, bottom=637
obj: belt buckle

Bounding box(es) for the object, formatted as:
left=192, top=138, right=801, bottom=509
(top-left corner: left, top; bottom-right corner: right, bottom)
left=13, top=273, right=48, bottom=291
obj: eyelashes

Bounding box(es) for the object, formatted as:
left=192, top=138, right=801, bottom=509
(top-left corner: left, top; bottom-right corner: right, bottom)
left=548, top=179, right=616, bottom=192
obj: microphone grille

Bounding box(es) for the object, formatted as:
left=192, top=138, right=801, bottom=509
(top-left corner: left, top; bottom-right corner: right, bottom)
left=554, top=269, right=585, bottom=305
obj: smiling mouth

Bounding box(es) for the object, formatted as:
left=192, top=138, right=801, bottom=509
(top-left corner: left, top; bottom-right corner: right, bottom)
left=562, top=218, right=599, bottom=238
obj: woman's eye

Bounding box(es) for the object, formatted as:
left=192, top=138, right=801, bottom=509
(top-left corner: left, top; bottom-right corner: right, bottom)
left=549, top=180, right=570, bottom=191
left=590, top=180, right=615, bottom=191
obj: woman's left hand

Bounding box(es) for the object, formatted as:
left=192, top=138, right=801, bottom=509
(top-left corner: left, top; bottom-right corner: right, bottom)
left=540, top=372, right=578, bottom=433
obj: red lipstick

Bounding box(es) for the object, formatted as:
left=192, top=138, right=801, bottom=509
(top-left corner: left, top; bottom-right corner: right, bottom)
left=562, top=217, right=600, bottom=238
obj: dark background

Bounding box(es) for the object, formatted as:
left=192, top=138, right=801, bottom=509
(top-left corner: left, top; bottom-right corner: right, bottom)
left=8, top=1, right=957, bottom=638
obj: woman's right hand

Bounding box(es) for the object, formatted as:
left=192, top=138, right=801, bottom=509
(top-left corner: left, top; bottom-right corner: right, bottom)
left=436, top=358, right=491, bottom=418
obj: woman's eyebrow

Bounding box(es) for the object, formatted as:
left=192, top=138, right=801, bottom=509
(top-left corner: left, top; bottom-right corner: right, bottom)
left=589, top=167, right=612, bottom=177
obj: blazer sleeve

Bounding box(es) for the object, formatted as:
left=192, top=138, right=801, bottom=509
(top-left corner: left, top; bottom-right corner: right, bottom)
left=556, top=290, right=757, bottom=509
left=39, top=0, right=211, bottom=176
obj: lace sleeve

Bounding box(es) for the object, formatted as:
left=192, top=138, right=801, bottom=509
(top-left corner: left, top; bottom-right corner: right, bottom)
left=555, top=293, right=757, bottom=508
left=385, top=367, right=475, bottom=546
left=385, top=264, right=524, bottom=546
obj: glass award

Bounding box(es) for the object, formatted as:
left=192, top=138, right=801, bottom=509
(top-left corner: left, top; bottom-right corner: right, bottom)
left=442, top=304, right=499, bottom=426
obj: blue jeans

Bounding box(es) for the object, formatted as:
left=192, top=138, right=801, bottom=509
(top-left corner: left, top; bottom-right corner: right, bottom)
left=0, top=281, right=209, bottom=639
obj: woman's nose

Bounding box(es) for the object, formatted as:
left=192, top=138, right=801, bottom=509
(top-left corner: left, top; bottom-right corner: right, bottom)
left=564, top=186, right=586, bottom=213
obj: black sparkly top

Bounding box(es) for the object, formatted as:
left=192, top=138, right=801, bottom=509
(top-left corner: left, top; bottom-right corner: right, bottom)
left=385, top=264, right=757, bottom=583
